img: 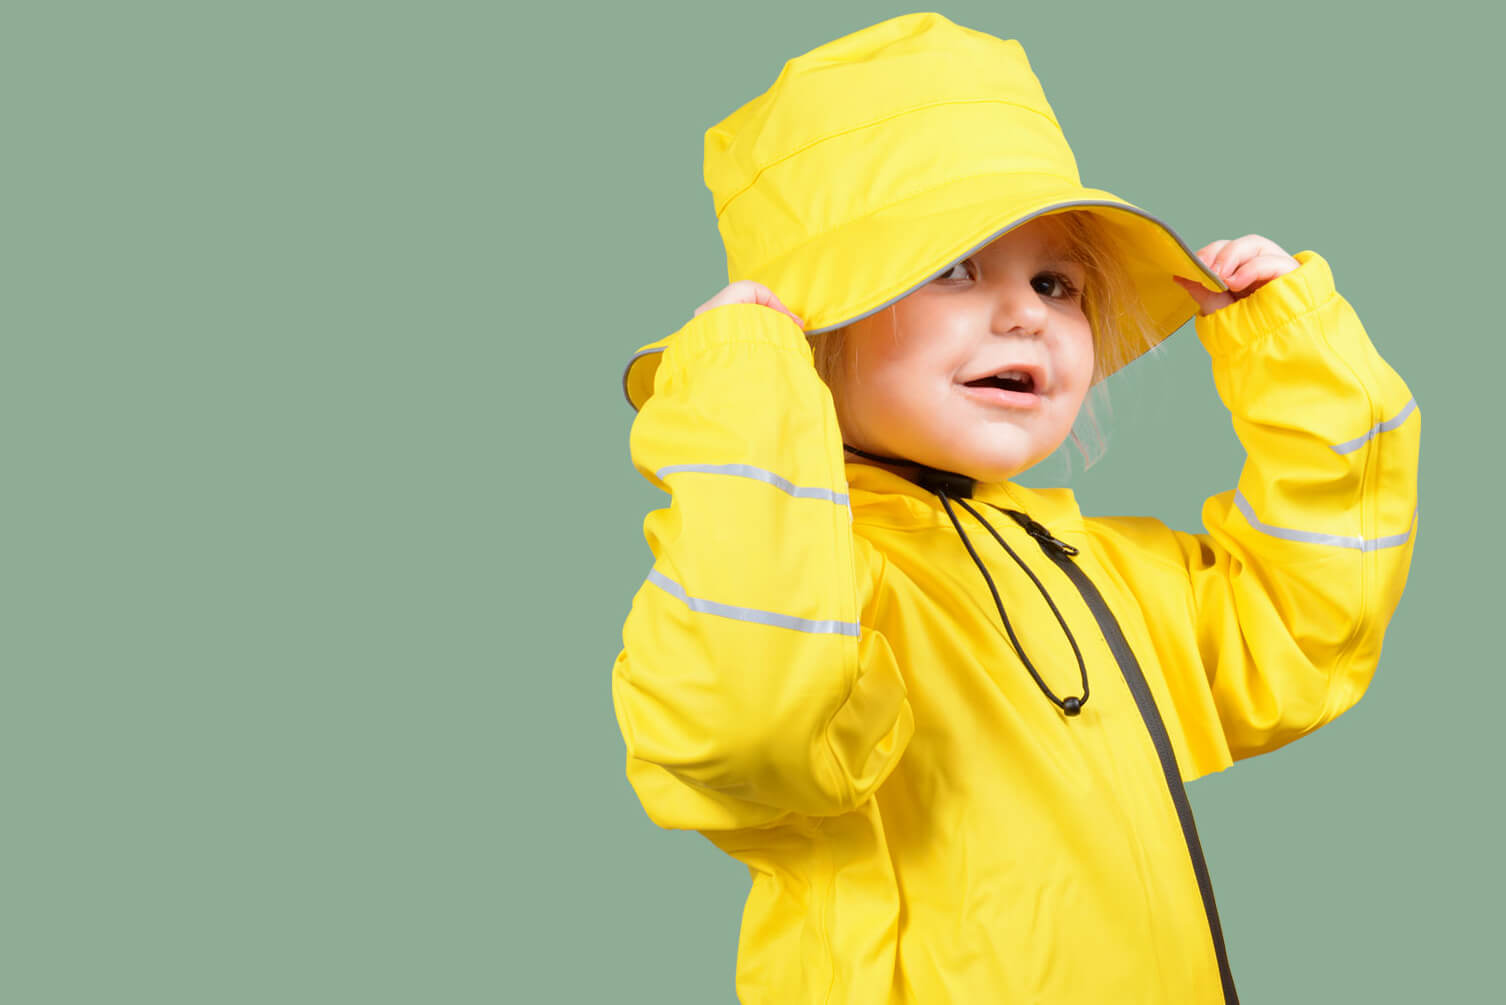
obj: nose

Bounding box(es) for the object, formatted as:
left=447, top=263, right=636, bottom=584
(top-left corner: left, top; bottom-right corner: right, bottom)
left=989, top=276, right=1049, bottom=337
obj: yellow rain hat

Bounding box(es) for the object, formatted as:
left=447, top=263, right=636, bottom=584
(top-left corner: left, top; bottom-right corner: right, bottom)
left=623, top=11, right=1226, bottom=410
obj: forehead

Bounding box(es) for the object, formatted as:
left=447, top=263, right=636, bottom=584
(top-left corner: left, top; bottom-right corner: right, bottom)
left=977, top=215, right=1079, bottom=260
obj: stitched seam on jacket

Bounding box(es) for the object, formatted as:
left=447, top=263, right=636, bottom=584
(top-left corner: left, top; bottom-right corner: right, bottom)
left=1330, top=398, right=1417, bottom=455
left=1311, top=295, right=1376, bottom=728
left=815, top=378, right=865, bottom=815
left=715, top=97, right=1061, bottom=218
left=1167, top=530, right=1232, bottom=780
left=1081, top=520, right=1233, bottom=778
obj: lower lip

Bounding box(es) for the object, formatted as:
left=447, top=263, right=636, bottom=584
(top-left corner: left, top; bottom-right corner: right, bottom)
left=960, top=384, right=1043, bottom=409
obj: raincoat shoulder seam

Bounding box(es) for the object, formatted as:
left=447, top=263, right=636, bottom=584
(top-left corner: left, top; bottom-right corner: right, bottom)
left=1308, top=300, right=1382, bottom=727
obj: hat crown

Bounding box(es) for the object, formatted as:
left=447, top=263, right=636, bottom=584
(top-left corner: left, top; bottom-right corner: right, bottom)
left=702, top=13, right=1080, bottom=278
left=620, top=12, right=1213, bottom=412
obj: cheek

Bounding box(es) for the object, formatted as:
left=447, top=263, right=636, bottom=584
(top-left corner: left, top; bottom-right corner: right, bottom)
left=832, top=337, right=903, bottom=435
left=1068, top=326, right=1096, bottom=387
left=842, top=359, right=913, bottom=432
left=844, top=328, right=922, bottom=404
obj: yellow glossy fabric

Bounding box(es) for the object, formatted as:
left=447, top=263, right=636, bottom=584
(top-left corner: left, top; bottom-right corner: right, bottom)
left=621, top=12, right=1228, bottom=411
left=612, top=250, right=1419, bottom=1002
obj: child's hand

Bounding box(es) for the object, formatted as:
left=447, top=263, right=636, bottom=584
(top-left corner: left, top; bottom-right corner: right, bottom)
left=1172, top=235, right=1300, bottom=317
left=693, top=280, right=805, bottom=329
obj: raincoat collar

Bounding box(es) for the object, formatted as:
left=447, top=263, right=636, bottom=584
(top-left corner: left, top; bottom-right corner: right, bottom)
left=843, top=456, right=1083, bottom=537
left=843, top=450, right=1095, bottom=718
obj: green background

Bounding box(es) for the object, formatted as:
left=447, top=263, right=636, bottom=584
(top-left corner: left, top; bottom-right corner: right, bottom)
left=5, top=1, right=1495, bottom=1001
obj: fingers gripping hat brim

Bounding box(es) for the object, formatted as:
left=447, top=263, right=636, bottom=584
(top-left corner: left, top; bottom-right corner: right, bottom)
left=621, top=12, right=1228, bottom=411
left=622, top=179, right=1225, bottom=411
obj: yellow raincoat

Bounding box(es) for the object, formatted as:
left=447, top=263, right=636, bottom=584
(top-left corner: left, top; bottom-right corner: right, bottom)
left=611, top=250, right=1419, bottom=1002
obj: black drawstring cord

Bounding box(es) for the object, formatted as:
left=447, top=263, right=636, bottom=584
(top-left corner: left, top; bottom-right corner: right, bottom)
left=946, top=496, right=1090, bottom=716
left=842, top=442, right=1091, bottom=717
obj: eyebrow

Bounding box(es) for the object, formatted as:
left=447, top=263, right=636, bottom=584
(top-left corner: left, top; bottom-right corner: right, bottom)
left=1041, top=247, right=1085, bottom=269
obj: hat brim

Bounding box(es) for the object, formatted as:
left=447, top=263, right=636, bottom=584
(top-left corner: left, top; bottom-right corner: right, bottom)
left=624, top=172, right=1225, bottom=410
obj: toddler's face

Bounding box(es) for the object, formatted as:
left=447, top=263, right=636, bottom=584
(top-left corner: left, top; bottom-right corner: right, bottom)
left=828, top=215, right=1095, bottom=483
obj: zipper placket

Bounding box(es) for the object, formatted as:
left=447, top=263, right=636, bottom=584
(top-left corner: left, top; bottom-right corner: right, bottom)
left=1002, top=507, right=1241, bottom=1005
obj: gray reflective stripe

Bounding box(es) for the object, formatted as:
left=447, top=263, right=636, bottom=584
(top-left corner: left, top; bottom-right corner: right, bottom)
left=1331, top=398, right=1418, bottom=455
left=1234, top=491, right=1415, bottom=551
left=655, top=463, right=850, bottom=506
left=646, top=569, right=861, bottom=637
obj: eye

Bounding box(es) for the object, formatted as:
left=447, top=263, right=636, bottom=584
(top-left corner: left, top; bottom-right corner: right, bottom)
left=931, top=259, right=1082, bottom=301
left=1033, top=271, right=1081, bottom=301
left=932, top=259, right=975, bottom=282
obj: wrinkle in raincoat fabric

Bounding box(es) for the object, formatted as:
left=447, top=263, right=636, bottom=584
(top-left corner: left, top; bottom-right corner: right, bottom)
left=612, top=250, right=1419, bottom=1002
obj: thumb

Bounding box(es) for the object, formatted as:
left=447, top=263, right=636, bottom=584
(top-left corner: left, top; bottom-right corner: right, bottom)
left=1171, top=275, right=1233, bottom=317
left=755, top=287, right=805, bottom=329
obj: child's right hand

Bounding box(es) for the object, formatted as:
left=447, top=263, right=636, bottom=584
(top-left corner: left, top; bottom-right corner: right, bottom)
left=1172, top=235, right=1299, bottom=317
left=693, top=280, right=805, bottom=329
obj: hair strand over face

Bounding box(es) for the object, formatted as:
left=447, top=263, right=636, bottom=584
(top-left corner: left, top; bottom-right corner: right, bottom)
left=806, top=210, right=1162, bottom=471
left=1054, top=211, right=1163, bottom=470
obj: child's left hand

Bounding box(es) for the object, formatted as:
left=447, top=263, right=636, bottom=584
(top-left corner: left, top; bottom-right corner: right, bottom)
left=1171, top=235, right=1300, bottom=317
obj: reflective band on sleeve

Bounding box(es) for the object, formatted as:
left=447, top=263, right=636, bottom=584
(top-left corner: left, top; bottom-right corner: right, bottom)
left=647, top=569, right=861, bottom=636
left=1233, top=491, right=1415, bottom=551
left=655, top=462, right=850, bottom=506
left=1331, top=398, right=1418, bottom=455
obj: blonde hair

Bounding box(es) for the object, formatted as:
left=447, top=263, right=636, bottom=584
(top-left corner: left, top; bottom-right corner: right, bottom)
left=806, top=209, right=1162, bottom=469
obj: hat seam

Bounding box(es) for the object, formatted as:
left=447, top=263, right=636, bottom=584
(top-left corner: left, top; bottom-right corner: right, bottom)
left=714, top=97, right=1064, bottom=219
left=743, top=170, right=1080, bottom=279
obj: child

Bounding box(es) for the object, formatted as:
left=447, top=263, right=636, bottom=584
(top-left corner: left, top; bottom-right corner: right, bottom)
left=611, top=12, right=1418, bottom=1004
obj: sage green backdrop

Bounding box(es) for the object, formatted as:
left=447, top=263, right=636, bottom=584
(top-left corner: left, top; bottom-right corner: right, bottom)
left=6, top=1, right=1496, bottom=1002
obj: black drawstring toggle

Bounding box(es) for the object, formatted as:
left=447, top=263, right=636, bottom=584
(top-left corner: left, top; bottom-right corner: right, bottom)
left=1002, top=510, right=1080, bottom=557
left=839, top=442, right=1090, bottom=717
left=913, top=467, right=976, bottom=499
left=932, top=492, right=1092, bottom=718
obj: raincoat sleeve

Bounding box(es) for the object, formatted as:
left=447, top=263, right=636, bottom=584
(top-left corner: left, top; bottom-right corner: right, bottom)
left=611, top=303, right=914, bottom=830
left=1090, top=250, right=1419, bottom=775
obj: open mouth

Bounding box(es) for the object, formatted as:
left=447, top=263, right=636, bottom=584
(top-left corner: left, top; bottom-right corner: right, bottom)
left=963, top=370, right=1037, bottom=394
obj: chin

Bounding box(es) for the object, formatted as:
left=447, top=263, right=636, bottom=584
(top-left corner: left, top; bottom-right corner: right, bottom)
left=945, top=433, right=1067, bottom=483
left=960, top=462, right=1031, bottom=483
left=933, top=450, right=1028, bottom=483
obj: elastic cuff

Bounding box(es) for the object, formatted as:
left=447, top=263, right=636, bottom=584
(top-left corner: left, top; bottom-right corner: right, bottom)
left=1194, top=250, right=1336, bottom=357
left=623, top=303, right=810, bottom=411
left=665, top=302, right=813, bottom=363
